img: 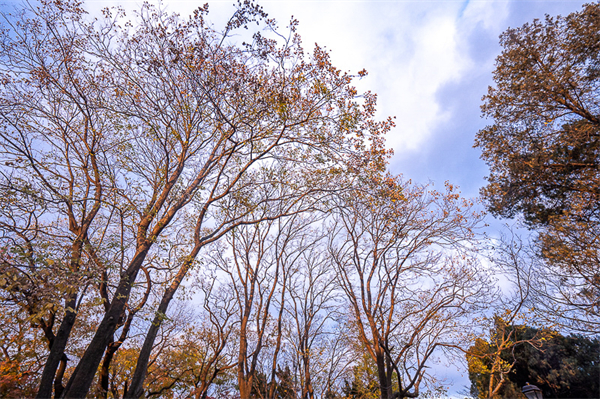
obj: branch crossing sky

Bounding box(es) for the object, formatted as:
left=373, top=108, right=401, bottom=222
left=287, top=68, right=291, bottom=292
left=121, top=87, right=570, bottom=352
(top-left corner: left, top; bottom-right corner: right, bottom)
left=3, top=0, right=590, bottom=394
left=83, top=1, right=589, bottom=393
left=79, top=0, right=589, bottom=198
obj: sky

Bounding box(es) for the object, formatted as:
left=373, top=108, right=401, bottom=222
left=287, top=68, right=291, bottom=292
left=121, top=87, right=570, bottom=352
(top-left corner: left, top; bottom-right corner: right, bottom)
left=4, top=0, right=592, bottom=395
left=80, top=0, right=591, bottom=200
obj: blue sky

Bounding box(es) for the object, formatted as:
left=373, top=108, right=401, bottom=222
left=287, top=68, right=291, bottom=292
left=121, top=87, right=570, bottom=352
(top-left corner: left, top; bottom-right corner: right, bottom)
left=78, top=0, right=589, bottom=199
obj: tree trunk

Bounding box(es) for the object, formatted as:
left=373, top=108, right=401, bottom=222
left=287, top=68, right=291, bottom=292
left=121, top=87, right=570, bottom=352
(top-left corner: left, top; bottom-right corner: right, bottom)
left=376, top=349, right=392, bottom=399
left=303, top=355, right=314, bottom=399
left=238, top=311, right=252, bottom=399
left=240, top=376, right=254, bottom=399
left=124, top=286, right=177, bottom=399
left=98, top=336, right=117, bottom=399
left=196, top=378, right=210, bottom=399
left=61, top=249, right=149, bottom=398
left=53, top=353, right=68, bottom=398
left=125, top=253, right=197, bottom=399
left=36, top=293, right=78, bottom=399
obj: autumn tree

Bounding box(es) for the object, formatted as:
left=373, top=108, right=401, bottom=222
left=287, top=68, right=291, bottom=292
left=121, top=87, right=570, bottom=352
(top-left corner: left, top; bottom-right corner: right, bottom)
left=462, top=227, right=550, bottom=399
left=0, top=0, right=391, bottom=397
left=117, top=6, right=390, bottom=398
left=476, top=2, right=600, bottom=225
left=0, top=1, right=127, bottom=396
left=531, top=213, right=600, bottom=332
left=475, top=3, right=600, bottom=330
left=341, top=353, right=380, bottom=399
left=468, top=323, right=599, bottom=399
left=466, top=316, right=549, bottom=399
left=0, top=303, right=45, bottom=398
left=329, top=175, right=492, bottom=399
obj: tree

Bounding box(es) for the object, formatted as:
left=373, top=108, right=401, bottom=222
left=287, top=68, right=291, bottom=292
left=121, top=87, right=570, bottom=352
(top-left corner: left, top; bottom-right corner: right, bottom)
left=532, top=212, right=600, bottom=332
left=476, top=2, right=600, bottom=226
left=475, top=3, right=600, bottom=330
left=466, top=317, right=548, bottom=399
left=462, top=227, right=534, bottom=399
left=109, top=3, right=391, bottom=397
left=285, top=230, right=341, bottom=399
left=330, top=175, right=491, bottom=399
left=341, top=353, right=380, bottom=399
left=468, top=324, right=600, bottom=399
left=468, top=226, right=599, bottom=399
left=141, top=314, right=237, bottom=399
left=0, top=1, right=123, bottom=396
left=208, top=213, right=313, bottom=399
left=0, top=1, right=391, bottom=397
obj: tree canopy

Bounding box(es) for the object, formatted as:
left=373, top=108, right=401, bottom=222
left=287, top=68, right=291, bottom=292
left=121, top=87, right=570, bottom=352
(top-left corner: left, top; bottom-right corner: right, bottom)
left=476, top=2, right=600, bottom=226
left=468, top=323, right=600, bottom=399
left=475, top=2, right=600, bottom=332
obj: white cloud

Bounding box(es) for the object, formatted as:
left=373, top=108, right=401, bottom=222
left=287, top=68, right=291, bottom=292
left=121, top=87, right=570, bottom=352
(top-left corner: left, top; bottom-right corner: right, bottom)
left=255, top=1, right=508, bottom=154
left=373, top=11, right=470, bottom=151
left=462, top=0, right=511, bottom=33
left=83, top=0, right=505, bottom=155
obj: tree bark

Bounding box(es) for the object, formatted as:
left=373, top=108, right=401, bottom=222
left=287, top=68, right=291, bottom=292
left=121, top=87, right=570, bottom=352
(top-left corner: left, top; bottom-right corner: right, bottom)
left=98, top=336, right=117, bottom=399
left=125, top=254, right=197, bottom=399
left=302, top=355, right=314, bottom=399
left=53, top=353, right=68, bottom=398
left=36, top=293, right=78, bottom=399
left=376, top=349, right=392, bottom=399
left=60, top=249, right=149, bottom=398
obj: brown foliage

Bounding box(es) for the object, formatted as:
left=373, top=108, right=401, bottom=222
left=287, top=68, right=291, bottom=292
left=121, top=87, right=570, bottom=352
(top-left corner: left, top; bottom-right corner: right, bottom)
left=475, top=2, right=600, bottom=332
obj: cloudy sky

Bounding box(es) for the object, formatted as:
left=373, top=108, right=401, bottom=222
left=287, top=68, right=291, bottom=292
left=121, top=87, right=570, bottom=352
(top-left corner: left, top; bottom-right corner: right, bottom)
left=13, top=0, right=591, bottom=394
left=84, top=0, right=591, bottom=200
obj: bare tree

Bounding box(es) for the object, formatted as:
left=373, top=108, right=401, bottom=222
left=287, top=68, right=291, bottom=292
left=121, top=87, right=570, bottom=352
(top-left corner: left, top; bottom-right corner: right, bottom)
left=285, top=231, right=342, bottom=399
left=207, top=212, right=313, bottom=399
left=330, top=175, right=492, bottom=399
left=1, top=1, right=392, bottom=397
left=530, top=218, right=600, bottom=333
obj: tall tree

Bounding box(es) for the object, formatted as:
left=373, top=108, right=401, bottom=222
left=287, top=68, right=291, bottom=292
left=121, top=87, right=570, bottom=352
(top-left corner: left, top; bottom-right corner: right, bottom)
left=119, top=3, right=391, bottom=397
left=97, top=3, right=390, bottom=397
left=468, top=323, right=600, bottom=399
left=0, top=2, right=122, bottom=396
left=330, top=175, right=491, bottom=399
left=207, top=212, right=317, bottom=399
left=475, top=3, right=600, bottom=330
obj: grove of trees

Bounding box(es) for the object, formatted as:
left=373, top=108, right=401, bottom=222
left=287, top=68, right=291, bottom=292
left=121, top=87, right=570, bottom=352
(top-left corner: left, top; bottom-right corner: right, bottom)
left=467, top=322, right=599, bottom=399
left=0, top=1, right=598, bottom=399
